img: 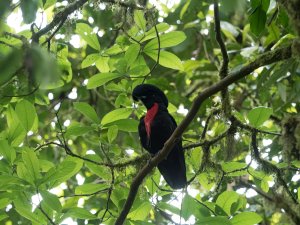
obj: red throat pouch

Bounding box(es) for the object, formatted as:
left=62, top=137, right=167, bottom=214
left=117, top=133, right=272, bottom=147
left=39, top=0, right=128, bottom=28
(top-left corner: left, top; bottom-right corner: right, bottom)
left=144, top=102, right=159, bottom=138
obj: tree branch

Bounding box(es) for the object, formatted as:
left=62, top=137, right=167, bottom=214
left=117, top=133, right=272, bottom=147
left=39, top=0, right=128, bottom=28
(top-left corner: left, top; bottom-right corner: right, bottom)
left=214, top=0, right=231, bottom=116
left=31, top=0, right=145, bottom=43
left=31, top=0, right=89, bottom=43
left=115, top=44, right=293, bottom=225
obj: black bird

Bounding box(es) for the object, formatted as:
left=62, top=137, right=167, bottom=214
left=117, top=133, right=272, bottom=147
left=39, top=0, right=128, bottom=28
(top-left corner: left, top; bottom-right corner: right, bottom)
left=132, top=84, right=187, bottom=189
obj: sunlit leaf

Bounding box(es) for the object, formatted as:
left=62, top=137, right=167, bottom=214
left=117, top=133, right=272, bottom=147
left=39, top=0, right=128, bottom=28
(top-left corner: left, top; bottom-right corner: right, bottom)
left=216, top=191, right=239, bottom=216
left=128, top=201, right=152, bottom=221
left=231, top=212, right=262, bottom=225
left=15, top=204, right=45, bottom=224
left=40, top=190, right=62, bottom=212
left=22, top=148, right=40, bottom=182
left=107, top=125, right=118, bottom=143
left=144, top=31, right=186, bottom=51
left=145, top=50, right=184, bottom=71
left=0, top=139, right=16, bottom=164
left=198, top=217, right=231, bottom=225
left=65, top=207, right=97, bottom=220
left=81, top=53, right=100, bottom=68
left=142, top=23, right=170, bottom=42
left=76, top=23, right=100, bottom=51
left=15, top=100, right=37, bottom=132
left=95, top=56, right=110, bottom=72
left=101, top=108, right=132, bottom=125
left=134, top=10, right=146, bottom=31
left=87, top=72, right=122, bottom=89
left=74, top=102, right=99, bottom=123
left=75, top=183, right=109, bottom=195
left=125, top=43, right=140, bottom=66
left=247, top=106, right=273, bottom=128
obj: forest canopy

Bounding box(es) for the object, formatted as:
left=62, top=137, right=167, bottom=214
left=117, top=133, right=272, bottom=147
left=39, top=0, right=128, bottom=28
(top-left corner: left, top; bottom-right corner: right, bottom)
left=0, top=0, right=300, bottom=224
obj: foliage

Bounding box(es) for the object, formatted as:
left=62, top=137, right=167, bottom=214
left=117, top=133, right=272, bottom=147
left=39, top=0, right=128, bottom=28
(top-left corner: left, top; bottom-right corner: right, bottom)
left=0, top=0, right=300, bottom=224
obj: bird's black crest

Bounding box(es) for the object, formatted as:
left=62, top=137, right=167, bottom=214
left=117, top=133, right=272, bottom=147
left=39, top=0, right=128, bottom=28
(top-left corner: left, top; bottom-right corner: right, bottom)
left=132, top=84, right=168, bottom=107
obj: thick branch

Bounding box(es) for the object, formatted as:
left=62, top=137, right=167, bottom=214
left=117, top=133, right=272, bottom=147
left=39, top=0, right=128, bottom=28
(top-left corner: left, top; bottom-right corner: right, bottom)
left=31, top=0, right=144, bottom=43
left=214, top=0, right=229, bottom=69
left=115, top=44, right=293, bottom=225
left=214, top=0, right=231, bottom=117
left=31, top=0, right=88, bottom=43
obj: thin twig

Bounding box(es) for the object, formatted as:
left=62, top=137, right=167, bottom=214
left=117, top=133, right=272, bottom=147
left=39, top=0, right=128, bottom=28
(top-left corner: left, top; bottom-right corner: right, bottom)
left=214, top=0, right=231, bottom=116
left=142, top=23, right=160, bottom=83
left=59, top=188, right=110, bottom=198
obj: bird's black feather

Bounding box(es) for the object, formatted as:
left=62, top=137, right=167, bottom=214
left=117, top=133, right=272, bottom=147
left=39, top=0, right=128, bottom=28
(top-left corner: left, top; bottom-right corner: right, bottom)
left=133, top=84, right=187, bottom=189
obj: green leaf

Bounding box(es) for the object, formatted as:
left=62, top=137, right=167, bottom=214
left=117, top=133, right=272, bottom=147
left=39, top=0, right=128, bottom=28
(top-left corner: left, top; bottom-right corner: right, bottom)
left=129, top=65, right=150, bottom=77
left=101, top=108, right=132, bottom=125
left=278, top=83, right=287, bottom=102
left=40, top=190, right=62, bottom=212
left=15, top=205, right=45, bottom=224
left=216, top=191, right=239, bottom=216
left=75, top=183, right=109, bottom=195
left=0, top=198, right=11, bottom=209
left=0, top=175, right=25, bottom=190
left=0, top=139, right=16, bottom=164
left=22, top=148, right=40, bottom=182
left=292, top=161, right=300, bottom=168
left=95, top=56, right=110, bottom=72
left=105, top=119, right=139, bottom=132
left=157, top=202, right=180, bottom=215
left=107, top=125, right=118, bottom=143
left=231, top=212, right=262, bottom=225
left=74, top=102, right=99, bottom=123
left=198, top=216, right=231, bottom=225
left=142, top=23, right=170, bottom=42
left=0, top=212, right=8, bottom=222
left=20, top=0, right=38, bottom=23
left=222, top=162, right=247, bottom=172
left=85, top=161, right=111, bottom=180
left=180, top=0, right=191, bottom=19
left=15, top=100, right=37, bottom=132
left=43, top=157, right=83, bottom=185
left=144, top=31, right=186, bottom=51
left=43, top=0, right=56, bottom=9
left=249, top=6, right=266, bottom=36
left=128, top=201, right=152, bottom=221
left=81, top=53, right=100, bottom=68
left=125, top=44, right=140, bottom=66
left=260, top=177, right=269, bottom=192
left=251, top=0, right=270, bottom=12
left=145, top=50, right=183, bottom=71
left=0, top=49, right=23, bottom=86
left=17, top=162, right=33, bottom=184
left=105, top=44, right=123, bottom=55
left=76, top=23, right=100, bottom=51
left=87, top=72, right=122, bottom=89
left=129, top=55, right=150, bottom=77
left=115, top=58, right=128, bottom=74
left=134, top=10, right=146, bottom=31
left=65, top=124, right=94, bottom=138
left=65, top=207, right=97, bottom=220
left=247, top=106, right=273, bottom=128
left=182, top=194, right=197, bottom=220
